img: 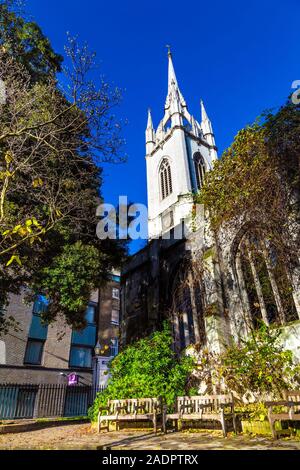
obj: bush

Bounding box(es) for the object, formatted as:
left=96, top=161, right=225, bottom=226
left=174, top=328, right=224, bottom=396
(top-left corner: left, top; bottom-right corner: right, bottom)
left=218, top=323, right=300, bottom=401
left=88, top=322, right=194, bottom=422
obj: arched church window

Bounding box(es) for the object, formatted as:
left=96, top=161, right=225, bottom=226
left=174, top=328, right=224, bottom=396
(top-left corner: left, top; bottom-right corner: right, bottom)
left=159, top=158, right=173, bottom=200
left=170, top=266, right=206, bottom=352
left=235, top=231, right=299, bottom=329
left=193, top=152, right=206, bottom=190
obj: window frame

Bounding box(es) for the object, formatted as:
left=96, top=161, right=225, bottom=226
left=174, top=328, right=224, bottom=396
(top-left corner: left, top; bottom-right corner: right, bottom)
left=24, top=339, right=45, bottom=366
left=111, top=309, right=120, bottom=326
left=69, top=345, right=93, bottom=369
left=112, top=288, right=120, bottom=300
left=193, top=152, right=206, bottom=190
left=159, top=158, right=173, bottom=200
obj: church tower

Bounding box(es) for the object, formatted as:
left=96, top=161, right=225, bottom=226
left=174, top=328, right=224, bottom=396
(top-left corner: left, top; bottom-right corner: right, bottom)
left=146, top=50, right=218, bottom=240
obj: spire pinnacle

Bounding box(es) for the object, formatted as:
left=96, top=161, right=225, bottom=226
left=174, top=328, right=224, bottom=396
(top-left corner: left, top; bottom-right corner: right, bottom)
left=165, top=48, right=186, bottom=110
left=201, top=100, right=209, bottom=121
left=146, top=108, right=155, bottom=150
left=147, top=108, right=154, bottom=129
left=167, top=48, right=178, bottom=94
left=200, top=100, right=216, bottom=153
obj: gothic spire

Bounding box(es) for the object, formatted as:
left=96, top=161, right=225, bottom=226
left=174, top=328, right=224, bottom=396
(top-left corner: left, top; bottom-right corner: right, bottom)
left=201, top=100, right=209, bottom=122
left=201, top=99, right=217, bottom=153
left=145, top=108, right=155, bottom=153
left=147, top=108, right=154, bottom=131
left=165, top=48, right=186, bottom=111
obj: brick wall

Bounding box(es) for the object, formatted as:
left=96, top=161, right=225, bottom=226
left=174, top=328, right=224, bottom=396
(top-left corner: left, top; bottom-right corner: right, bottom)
left=0, top=365, right=92, bottom=385
left=1, top=291, right=32, bottom=366
left=43, top=317, right=72, bottom=369
left=0, top=284, right=118, bottom=385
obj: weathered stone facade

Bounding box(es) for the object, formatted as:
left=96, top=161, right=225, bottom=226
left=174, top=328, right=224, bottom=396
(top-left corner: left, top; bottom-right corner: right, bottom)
left=121, top=52, right=300, bottom=363
left=121, top=215, right=300, bottom=360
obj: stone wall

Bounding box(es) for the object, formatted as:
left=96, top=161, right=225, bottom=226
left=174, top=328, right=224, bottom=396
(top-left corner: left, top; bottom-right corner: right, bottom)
left=121, top=213, right=300, bottom=364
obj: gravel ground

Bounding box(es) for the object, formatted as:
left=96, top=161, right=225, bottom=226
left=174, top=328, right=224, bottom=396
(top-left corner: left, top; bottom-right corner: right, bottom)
left=1, top=423, right=300, bottom=450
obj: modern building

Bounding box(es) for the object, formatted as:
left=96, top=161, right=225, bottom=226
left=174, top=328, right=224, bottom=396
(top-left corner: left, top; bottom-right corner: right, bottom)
left=0, top=273, right=120, bottom=386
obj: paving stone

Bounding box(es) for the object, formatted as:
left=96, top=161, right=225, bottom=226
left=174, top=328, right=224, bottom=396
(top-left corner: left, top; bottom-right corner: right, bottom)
left=0, top=423, right=300, bottom=450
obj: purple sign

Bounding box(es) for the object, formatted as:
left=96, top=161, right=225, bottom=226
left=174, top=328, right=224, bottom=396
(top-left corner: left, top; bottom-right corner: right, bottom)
left=68, top=373, right=78, bottom=386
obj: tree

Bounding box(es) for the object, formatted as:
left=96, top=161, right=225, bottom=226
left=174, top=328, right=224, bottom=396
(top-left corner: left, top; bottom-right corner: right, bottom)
left=0, top=0, right=63, bottom=82
left=198, top=102, right=299, bottom=263
left=0, top=7, right=126, bottom=331
left=88, top=323, right=194, bottom=422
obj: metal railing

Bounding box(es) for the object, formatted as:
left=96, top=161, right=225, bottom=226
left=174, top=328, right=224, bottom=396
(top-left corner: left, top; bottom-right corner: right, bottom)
left=0, top=383, right=106, bottom=420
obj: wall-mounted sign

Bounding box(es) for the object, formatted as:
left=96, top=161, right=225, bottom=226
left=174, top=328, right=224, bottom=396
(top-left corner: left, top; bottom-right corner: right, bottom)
left=68, top=373, right=78, bottom=386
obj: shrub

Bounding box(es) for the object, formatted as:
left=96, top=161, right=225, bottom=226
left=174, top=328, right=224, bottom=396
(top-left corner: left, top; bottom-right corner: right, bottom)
left=192, top=323, right=300, bottom=402
left=218, top=323, right=300, bottom=401
left=88, top=322, right=194, bottom=422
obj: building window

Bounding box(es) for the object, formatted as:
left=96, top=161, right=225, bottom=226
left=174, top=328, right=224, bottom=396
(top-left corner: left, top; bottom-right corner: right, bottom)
left=24, top=295, right=49, bottom=366
left=159, top=158, right=172, bottom=199
left=69, top=302, right=97, bottom=368
left=24, top=339, right=44, bottom=365
left=111, top=309, right=119, bottom=325
left=85, top=304, right=96, bottom=324
left=69, top=346, right=92, bottom=368
left=33, top=295, right=49, bottom=315
left=110, top=338, right=119, bottom=357
left=193, top=152, right=206, bottom=190
left=112, top=288, right=120, bottom=300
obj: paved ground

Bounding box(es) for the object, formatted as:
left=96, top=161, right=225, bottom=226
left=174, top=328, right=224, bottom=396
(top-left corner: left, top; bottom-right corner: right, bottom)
left=1, top=423, right=300, bottom=450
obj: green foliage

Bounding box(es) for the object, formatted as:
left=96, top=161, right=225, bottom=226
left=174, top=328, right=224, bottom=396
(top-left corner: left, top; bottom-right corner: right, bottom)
left=0, top=0, right=63, bottom=82
left=31, top=242, right=106, bottom=329
left=218, top=323, right=300, bottom=400
left=197, top=101, right=300, bottom=233
left=264, top=101, right=300, bottom=190
left=88, top=323, right=194, bottom=422
left=197, top=123, right=276, bottom=230
left=0, top=2, right=127, bottom=333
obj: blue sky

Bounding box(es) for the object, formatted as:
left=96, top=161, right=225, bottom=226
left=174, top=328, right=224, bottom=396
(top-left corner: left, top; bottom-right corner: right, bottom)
left=26, top=0, right=300, bottom=253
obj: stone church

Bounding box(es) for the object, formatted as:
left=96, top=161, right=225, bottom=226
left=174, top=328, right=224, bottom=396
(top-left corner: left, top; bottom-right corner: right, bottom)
left=120, top=51, right=300, bottom=360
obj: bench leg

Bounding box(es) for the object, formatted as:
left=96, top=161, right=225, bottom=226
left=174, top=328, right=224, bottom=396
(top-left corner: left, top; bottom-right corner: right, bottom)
left=232, top=414, right=237, bottom=434
left=269, top=419, right=277, bottom=439
left=162, top=413, right=167, bottom=434
left=268, top=418, right=277, bottom=438
left=267, top=407, right=277, bottom=439
left=220, top=410, right=227, bottom=437
left=98, top=413, right=101, bottom=433
left=153, top=414, right=157, bottom=434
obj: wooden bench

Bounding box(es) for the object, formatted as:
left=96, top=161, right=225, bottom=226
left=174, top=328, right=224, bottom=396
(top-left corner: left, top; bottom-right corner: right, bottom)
left=164, top=394, right=237, bottom=437
left=98, top=398, right=163, bottom=433
left=266, top=390, right=300, bottom=439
